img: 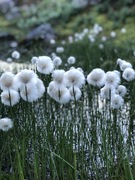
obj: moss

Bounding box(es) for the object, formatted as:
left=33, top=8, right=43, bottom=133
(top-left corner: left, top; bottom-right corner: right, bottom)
left=0, top=17, right=11, bottom=27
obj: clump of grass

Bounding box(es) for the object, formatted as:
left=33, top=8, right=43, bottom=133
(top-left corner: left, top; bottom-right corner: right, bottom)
left=0, top=50, right=135, bottom=179
left=0, top=23, right=135, bottom=179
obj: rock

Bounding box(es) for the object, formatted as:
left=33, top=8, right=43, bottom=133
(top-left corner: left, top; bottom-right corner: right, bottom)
left=0, top=0, right=14, bottom=13
left=26, top=23, right=55, bottom=41
left=72, top=0, right=101, bottom=8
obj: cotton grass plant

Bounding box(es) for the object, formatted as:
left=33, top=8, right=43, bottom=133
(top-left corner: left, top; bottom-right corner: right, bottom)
left=0, top=56, right=135, bottom=179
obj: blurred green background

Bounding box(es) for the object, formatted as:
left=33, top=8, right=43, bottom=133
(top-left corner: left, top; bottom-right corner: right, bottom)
left=0, top=0, right=135, bottom=68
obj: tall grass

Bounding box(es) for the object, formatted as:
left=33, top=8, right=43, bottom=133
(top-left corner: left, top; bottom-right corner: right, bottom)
left=0, top=24, right=135, bottom=179
left=0, top=70, right=135, bottom=179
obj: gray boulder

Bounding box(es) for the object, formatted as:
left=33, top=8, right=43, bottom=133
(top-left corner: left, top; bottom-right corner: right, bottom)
left=26, top=23, right=55, bottom=41
left=72, top=0, right=101, bottom=8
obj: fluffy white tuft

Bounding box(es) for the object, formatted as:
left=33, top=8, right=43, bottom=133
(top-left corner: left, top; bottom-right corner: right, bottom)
left=0, top=118, right=13, bottom=131
left=69, top=86, right=82, bottom=101
left=52, top=69, right=66, bottom=86
left=15, top=69, right=37, bottom=89
left=122, top=68, right=135, bottom=81
left=105, top=71, right=120, bottom=88
left=111, top=94, right=124, bottom=109
left=11, top=51, right=20, bottom=59
left=52, top=56, right=62, bottom=67
left=1, top=89, right=20, bottom=106
left=47, top=82, right=70, bottom=104
left=116, top=85, right=127, bottom=97
left=87, top=68, right=105, bottom=87
left=67, top=56, right=76, bottom=65
left=20, top=85, right=39, bottom=102
left=0, top=72, right=17, bottom=90
left=100, top=85, right=116, bottom=100
left=64, top=69, right=85, bottom=88
left=36, top=56, right=54, bottom=74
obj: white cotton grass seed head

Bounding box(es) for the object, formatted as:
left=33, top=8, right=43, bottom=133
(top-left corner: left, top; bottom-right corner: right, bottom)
left=101, top=36, right=107, bottom=42
left=1, top=90, right=20, bottom=106
left=121, top=28, right=126, bottom=33
left=51, top=52, right=57, bottom=59
left=93, top=23, right=103, bottom=34
left=77, top=67, right=84, bottom=73
left=117, top=58, right=127, bottom=65
left=116, top=85, right=127, bottom=97
left=83, top=28, right=89, bottom=34
left=50, top=39, right=56, bottom=44
left=52, top=86, right=70, bottom=104
left=35, top=78, right=45, bottom=98
left=56, top=47, right=64, bottom=53
left=111, top=94, right=124, bottom=109
left=69, top=86, right=82, bottom=101
left=47, top=81, right=57, bottom=98
left=0, top=118, right=13, bottom=132
left=120, top=62, right=132, bottom=71
left=99, top=44, right=104, bottom=49
left=47, top=81, right=70, bottom=104
left=105, top=71, right=120, bottom=88
left=52, top=56, right=62, bottom=67
left=57, top=88, right=70, bottom=104
left=31, top=56, right=38, bottom=64
left=36, top=56, right=54, bottom=74
left=89, top=35, right=95, bottom=42
left=10, top=41, right=18, bottom=48
left=116, top=58, right=132, bottom=71
left=87, top=68, right=105, bottom=87
left=0, top=72, right=17, bottom=91
left=11, top=51, right=20, bottom=59
left=52, top=69, right=65, bottom=86
left=20, top=85, right=39, bottom=102
left=15, top=69, right=37, bottom=88
left=6, top=58, right=13, bottom=63
left=61, top=40, right=66, bottom=45
left=117, top=58, right=124, bottom=65
left=110, top=31, right=116, bottom=38
left=67, top=56, right=76, bottom=65
left=68, top=36, right=73, bottom=43
left=122, top=68, right=135, bottom=81
left=64, top=69, right=85, bottom=88
left=100, top=85, right=116, bottom=100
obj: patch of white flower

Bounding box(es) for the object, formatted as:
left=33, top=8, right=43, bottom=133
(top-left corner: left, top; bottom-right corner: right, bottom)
left=52, top=56, right=62, bottom=68
left=111, top=94, right=124, bottom=109
left=31, top=56, right=38, bottom=64
left=56, top=47, right=64, bottom=53
left=64, top=68, right=85, bottom=88
left=116, top=85, right=127, bottom=97
left=122, top=68, right=135, bottom=81
left=87, top=68, right=105, bottom=87
left=36, top=56, right=54, bottom=74
left=100, top=86, right=116, bottom=100
left=105, top=71, right=120, bottom=88
left=0, top=72, right=17, bottom=91
left=69, top=86, right=82, bottom=101
left=117, top=58, right=132, bottom=71
left=110, top=31, right=116, bottom=38
left=1, top=89, right=20, bottom=106
left=67, top=56, right=76, bottom=65
left=11, top=51, right=20, bottom=59
left=0, top=118, right=13, bottom=132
